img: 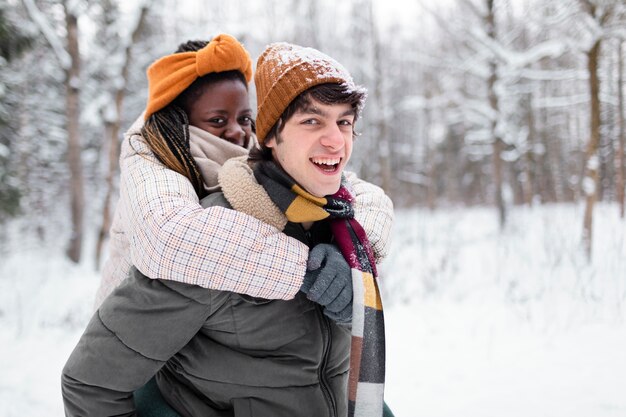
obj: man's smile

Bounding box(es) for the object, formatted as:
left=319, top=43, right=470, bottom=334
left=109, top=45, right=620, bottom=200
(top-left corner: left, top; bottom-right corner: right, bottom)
left=310, top=156, right=342, bottom=173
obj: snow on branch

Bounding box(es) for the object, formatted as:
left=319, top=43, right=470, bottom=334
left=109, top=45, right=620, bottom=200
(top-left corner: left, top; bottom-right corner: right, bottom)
left=458, top=0, right=487, bottom=21
left=400, top=94, right=452, bottom=112
left=532, top=91, right=618, bottom=109
left=65, top=0, right=86, bottom=16
left=605, top=25, right=626, bottom=40
left=115, top=2, right=149, bottom=77
left=397, top=170, right=429, bottom=186
left=578, top=7, right=604, bottom=47
left=120, top=0, right=150, bottom=49
left=461, top=99, right=497, bottom=125
left=21, top=0, right=71, bottom=70
left=532, top=94, right=589, bottom=109
left=520, top=68, right=587, bottom=82
left=469, top=26, right=569, bottom=69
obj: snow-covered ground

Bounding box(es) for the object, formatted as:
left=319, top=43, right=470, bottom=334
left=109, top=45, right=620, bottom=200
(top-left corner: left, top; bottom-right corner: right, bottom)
left=1, top=203, right=625, bottom=416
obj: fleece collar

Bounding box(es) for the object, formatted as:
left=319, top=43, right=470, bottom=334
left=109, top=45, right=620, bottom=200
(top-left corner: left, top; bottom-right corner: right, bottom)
left=218, top=156, right=288, bottom=231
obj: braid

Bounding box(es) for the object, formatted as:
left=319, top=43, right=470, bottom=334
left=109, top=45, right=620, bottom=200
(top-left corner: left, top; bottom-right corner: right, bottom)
left=142, top=106, right=207, bottom=199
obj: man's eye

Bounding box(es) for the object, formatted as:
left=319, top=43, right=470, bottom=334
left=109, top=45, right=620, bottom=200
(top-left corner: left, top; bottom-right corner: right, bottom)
left=338, top=120, right=353, bottom=126
left=302, top=119, right=319, bottom=125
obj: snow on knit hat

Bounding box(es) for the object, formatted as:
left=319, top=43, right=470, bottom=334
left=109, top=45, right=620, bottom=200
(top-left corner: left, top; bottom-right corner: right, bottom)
left=144, top=33, right=253, bottom=120
left=254, top=42, right=361, bottom=144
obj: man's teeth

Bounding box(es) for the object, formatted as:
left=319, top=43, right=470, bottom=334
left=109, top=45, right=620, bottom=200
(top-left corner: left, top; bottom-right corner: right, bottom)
left=312, top=158, right=340, bottom=166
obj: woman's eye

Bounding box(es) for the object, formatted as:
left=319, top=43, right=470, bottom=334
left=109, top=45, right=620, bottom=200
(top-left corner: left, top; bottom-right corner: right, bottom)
left=239, top=116, right=253, bottom=125
left=208, top=118, right=226, bottom=124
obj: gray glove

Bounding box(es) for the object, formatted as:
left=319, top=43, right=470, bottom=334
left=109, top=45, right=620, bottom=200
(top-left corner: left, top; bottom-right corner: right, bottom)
left=301, top=243, right=353, bottom=325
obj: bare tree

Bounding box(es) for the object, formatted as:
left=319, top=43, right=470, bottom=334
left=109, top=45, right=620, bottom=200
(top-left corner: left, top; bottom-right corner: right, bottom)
left=617, top=40, right=625, bottom=218
left=95, top=3, right=150, bottom=269
left=0, top=7, right=33, bottom=225
left=484, top=0, right=507, bottom=228
left=579, top=0, right=619, bottom=259
left=22, top=0, right=85, bottom=263
left=582, top=34, right=601, bottom=259
left=345, top=0, right=393, bottom=194
left=64, top=2, right=83, bottom=263
left=367, top=0, right=393, bottom=194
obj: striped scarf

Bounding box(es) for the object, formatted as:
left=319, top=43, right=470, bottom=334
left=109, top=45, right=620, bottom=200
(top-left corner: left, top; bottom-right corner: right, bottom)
left=254, top=161, right=385, bottom=417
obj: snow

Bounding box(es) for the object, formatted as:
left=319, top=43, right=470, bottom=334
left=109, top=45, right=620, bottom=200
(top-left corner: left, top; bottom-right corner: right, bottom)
left=1, top=203, right=625, bottom=416
left=471, top=27, right=569, bottom=70
left=386, top=304, right=626, bottom=417
left=21, top=0, right=72, bottom=71
left=380, top=203, right=626, bottom=417
left=582, top=176, right=597, bottom=195
left=586, top=154, right=600, bottom=171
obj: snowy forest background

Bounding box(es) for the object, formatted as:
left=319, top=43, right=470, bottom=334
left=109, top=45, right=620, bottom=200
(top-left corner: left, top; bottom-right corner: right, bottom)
left=1, top=0, right=626, bottom=416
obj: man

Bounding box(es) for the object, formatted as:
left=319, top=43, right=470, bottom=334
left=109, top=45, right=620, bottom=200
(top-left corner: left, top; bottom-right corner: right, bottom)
left=62, top=42, right=388, bottom=417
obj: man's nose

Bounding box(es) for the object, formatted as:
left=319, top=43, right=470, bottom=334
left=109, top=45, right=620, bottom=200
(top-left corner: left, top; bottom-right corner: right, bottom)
left=320, top=124, right=345, bottom=150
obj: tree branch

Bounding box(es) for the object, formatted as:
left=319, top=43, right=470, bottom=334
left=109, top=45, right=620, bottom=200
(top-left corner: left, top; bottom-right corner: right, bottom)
left=21, top=0, right=72, bottom=70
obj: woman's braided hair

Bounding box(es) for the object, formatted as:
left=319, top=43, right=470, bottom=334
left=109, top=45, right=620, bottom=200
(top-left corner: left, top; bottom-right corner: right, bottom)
left=140, top=40, right=248, bottom=199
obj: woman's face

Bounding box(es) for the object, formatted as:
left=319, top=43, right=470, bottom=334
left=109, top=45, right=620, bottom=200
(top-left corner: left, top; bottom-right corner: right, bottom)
left=187, top=79, right=253, bottom=147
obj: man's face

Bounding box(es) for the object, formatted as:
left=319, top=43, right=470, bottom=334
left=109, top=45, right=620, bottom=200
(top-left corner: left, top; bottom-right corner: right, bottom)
left=265, top=99, right=355, bottom=197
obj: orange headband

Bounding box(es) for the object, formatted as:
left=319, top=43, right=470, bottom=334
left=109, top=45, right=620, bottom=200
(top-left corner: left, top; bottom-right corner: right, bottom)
left=144, top=34, right=253, bottom=120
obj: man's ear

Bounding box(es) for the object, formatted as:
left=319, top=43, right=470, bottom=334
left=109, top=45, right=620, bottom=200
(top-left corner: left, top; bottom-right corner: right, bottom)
left=265, top=118, right=283, bottom=148
left=265, top=135, right=276, bottom=148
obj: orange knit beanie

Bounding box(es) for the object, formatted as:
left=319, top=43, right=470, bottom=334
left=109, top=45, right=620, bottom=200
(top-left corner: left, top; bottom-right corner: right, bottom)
left=254, top=42, right=360, bottom=144
left=144, top=34, right=253, bottom=120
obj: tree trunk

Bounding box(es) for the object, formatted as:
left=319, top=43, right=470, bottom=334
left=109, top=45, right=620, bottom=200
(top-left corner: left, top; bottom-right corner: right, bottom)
left=523, top=94, right=535, bottom=206
left=617, top=41, right=625, bottom=219
left=95, top=119, right=119, bottom=269
left=424, top=107, right=437, bottom=210
left=368, top=0, right=392, bottom=195
left=582, top=39, right=602, bottom=260
left=64, top=6, right=84, bottom=263
left=486, top=0, right=506, bottom=228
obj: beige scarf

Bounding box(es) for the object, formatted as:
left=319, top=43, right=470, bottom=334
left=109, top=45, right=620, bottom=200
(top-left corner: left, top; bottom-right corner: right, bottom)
left=188, top=125, right=251, bottom=193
